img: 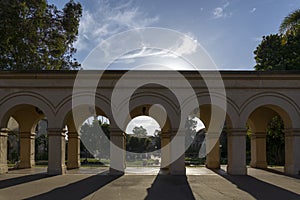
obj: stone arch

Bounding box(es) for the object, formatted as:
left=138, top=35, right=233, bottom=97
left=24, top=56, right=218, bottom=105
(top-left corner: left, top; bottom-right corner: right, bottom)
left=58, top=95, right=112, bottom=170
left=240, top=93, right=300, bottom=174
left=240, top=92, right=300, bottom=129
left=116, top=91, right=177, bottom=132
left=0, top=92, right=54, bottom=128
left=0, top=93, right=53, bottom=170
left=56, top=92, right=112, bottom=130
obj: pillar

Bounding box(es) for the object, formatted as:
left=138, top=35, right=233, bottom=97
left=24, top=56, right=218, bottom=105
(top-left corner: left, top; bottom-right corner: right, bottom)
left=250, top=132, right=267, bottom=169
left=285, top=129, right=300, bottom=175
left=206, top=132, right=220, bottom=169
left=0, top=128, right=8, bottom=174
left=47, top=128, right=66, bottom=175
left=67, top=131, right=80, bottom=169
left=160, top=131, right=171, bottom=172
left=19, top=131, right=35, bottom=168
left=109, top=128, right=125, bottom=175
left=170, top=129, right=186, bottom=175
left=227, top=128, right=247, bottom=175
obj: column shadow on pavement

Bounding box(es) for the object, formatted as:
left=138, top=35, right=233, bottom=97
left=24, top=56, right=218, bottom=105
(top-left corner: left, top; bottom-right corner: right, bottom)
left=261, top=167, right=300, bottom=180
left=213, top=169, right=300, bottom=200
left=0, top=173, right=49, bottom=189
left=27, top=171, right=122, bottom=200
left=145, top=173, right=195, bottom=200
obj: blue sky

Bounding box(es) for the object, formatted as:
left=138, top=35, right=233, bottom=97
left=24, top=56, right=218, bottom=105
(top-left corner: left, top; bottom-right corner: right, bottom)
left=49, top=0, right=300, bottom=70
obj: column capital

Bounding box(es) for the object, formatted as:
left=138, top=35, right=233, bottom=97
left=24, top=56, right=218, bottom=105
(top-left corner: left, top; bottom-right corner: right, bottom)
left=206, top=132, right=221, bottom=139
left=170, top=129, right=185, bottom=137
left=161, top=131, right=172, bottom=138
left=284, top=128, right=300, bottom=137
left=0, top=128, right=9, bottom=137
left=110, top=130, right=125, bottom=137
left=47, top=128, right=67, bottom=137
left=251, top=132, right=266, bottom=139
left=228, top=128, right=247, bottom=136
left=68, top=131, right=80, bottom=139
left=20, top=132, right=36, bottom=139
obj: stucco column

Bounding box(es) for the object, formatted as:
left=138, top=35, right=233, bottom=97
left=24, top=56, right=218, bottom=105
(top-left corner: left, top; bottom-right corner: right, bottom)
left=250, top=132, right=267, bottom=169
left=19, top=131, right=35, bottom=168
left=227, top=128, right=247, bottom=175
left=109, top=128, right=125, bottom=175
left=0, top=128, right=8, bottom=174
left=67, top=131, right=80, bottom=169
left=285, top=129, right=300, bottom=175
left=170, top=129, right=186, bottom=175
left=206, top=132, right=220, bottom=169
left=160, top=131, right=171, bottom=173
left=47, top=128, right=66, bottom=175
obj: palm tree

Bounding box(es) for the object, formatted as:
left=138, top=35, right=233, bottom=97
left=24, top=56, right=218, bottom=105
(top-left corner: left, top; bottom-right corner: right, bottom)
left=279, top=9, right=300, bottom=36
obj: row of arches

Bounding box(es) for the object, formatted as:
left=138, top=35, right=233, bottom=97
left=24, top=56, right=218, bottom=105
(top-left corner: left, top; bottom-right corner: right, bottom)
left=0, top=91, right=300, bottom=175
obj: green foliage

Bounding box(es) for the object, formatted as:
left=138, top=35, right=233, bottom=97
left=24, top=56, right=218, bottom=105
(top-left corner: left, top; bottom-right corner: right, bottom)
left=35, top=134, right=48, bottom=160
left=266, top=115, right=285, bottom=165
left=126, top=128, right=161, bottom=153
left=80, top=119, right=110, bottom=159
left=254, top=9, right=300, bottom=70
left=279, top=9, right=300, bottom=36
left=0, top=0, right=82, bottom=70
left=132, top=126, right=148, bottom=138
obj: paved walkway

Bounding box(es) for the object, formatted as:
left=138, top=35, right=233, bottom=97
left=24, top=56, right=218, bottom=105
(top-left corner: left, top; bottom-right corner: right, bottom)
left=0, top=166, right=299, bottom=200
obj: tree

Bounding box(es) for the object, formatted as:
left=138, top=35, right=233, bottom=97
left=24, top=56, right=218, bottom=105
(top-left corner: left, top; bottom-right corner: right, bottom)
left=0, top=0, right=82, bottom=70
left=132, top=126, right=148, bottom=138
left=279, top=9, right=300, bottom=36
left=254, top=9, right=300, bottom=71
left=80, top=119, right=110, bottom=159
left=266, top=115, right=285, bottom=165
left=254, top=34, right=284, bottom=71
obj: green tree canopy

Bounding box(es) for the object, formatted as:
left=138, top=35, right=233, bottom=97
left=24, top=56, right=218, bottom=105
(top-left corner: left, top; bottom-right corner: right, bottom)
left=0, top=0, right=82, bottom=70
left=132, top=126, right=148, bottom=138
left=279, top=9, right=300, bottom=36
left=254, top=9, right=300, bottom=71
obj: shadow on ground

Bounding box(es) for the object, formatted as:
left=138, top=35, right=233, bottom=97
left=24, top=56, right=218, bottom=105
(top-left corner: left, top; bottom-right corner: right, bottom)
left=27, top=171, right=122, bottom=200
left=0, top=173, right=48, bottom=189
left=262, top=167, right=300, bottom=180
left=213, top=169, right=300, bottom=199
left=145, top=174, right=195, bottom=200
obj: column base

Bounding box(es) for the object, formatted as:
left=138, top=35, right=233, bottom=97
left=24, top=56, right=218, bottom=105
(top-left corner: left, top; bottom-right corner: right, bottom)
left=227, top=165, right=247, bottom=175
left=0, top=164, right=8, bottom=174
left=109, top=167, right=124, bottom=175
left=170, top=167, right=186, bottom=175
left=18, top=162, right=35, bottom=169
left=47, top=164, right=66, bottom=175
left=250, top=161, right=267, bottom=169
left=285, top=164, right=300, bottom=175
left=206, top=161, right=221, bottom=169
left=67, top=161, right=81, bottom=170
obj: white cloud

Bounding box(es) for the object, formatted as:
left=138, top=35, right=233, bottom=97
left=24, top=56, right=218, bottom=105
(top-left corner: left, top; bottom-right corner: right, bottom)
left=213, top=7, right=224, bottom=19
left=126, top=116, right=161, bottom=136
left=212, top=1, right=231, bottom=19
left=117, top=34, right=198, bottom=61
left=171, top=35, right=198, bottom=57
left=250, top=8, right=256, bottom=13
left=75, top=0, right=159, bottom=53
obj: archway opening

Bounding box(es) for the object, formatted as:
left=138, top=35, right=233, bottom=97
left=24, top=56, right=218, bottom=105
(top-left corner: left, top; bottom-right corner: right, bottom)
left=7, top=117, right=20, bottom=168
left=34, top=118, right=48, bottom=167
left=2, top=104, right=46, bottom=170
left=125, top=115, right=161, bottom=167
left=187, top=105, right=232, bottom=171
left=78, top=115, right=111, bottom=168
left=247, top=105, right=290, bottom=173
left=185, top=116, right=206, bottom=166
